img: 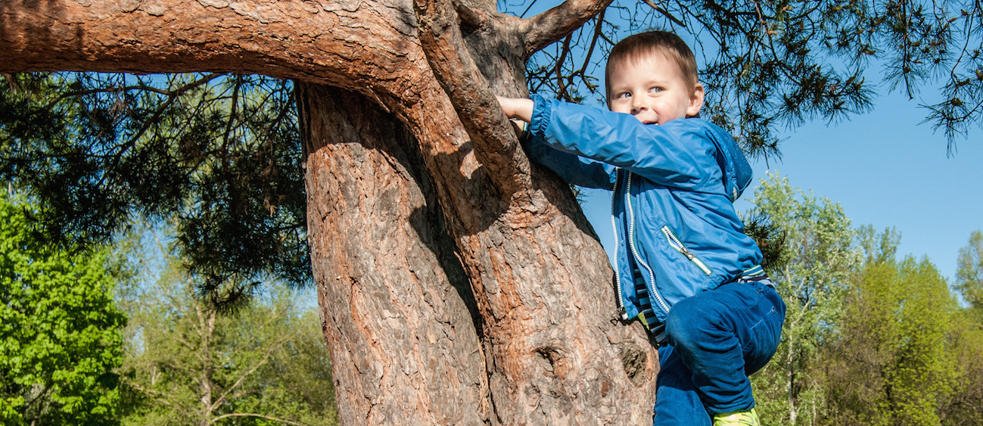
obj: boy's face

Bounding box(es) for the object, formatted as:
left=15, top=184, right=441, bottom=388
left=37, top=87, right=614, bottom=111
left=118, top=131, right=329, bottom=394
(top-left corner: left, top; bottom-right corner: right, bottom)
left=607, top=51, right=704, bottom=125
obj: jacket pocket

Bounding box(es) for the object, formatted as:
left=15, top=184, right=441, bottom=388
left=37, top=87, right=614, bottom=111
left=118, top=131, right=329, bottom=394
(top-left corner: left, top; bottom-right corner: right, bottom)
left=660, top=225, right=712, bottom=276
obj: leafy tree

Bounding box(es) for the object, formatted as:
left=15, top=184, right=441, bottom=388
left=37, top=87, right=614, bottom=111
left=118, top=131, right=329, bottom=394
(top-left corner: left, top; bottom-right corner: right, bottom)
left=743, top=173, right=861, bottom=425
left=116, top=226, right=337, bottom=426
left=824, top=255, right=958, bottom=426
left=2, top=0, right=981, bottom=423
left=0, top=191, right=126, bottom=425
left=940, top=230, right=983, bottom=424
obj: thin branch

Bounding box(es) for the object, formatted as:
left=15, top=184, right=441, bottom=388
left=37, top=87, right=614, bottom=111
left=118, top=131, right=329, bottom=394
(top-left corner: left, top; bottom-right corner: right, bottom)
left=521, top=0, right=614, bottom=56
left=577, top=8, right=606, bottom=78
left=555, top=34, right=573, bottom=100
left=221, top=75, right=243, bottom=160
left=642, top=0, right=687, bottom=27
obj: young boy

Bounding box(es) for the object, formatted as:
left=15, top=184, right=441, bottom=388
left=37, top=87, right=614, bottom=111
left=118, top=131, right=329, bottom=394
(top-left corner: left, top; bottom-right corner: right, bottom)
left=497, top=31, right=786, bottom=426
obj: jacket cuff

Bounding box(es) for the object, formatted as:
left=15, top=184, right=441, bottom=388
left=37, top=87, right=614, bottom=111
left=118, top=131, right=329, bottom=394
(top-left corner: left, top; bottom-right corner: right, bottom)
left=528, top=93, right=552, bottom=141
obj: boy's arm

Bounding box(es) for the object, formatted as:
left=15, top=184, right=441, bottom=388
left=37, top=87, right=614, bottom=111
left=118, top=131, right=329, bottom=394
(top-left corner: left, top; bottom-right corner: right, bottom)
left=496, top=96, right=616, bottom=189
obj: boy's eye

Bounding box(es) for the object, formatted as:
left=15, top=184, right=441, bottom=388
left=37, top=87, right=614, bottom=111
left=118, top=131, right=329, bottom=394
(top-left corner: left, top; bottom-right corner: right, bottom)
left=617, top=92, right=632, bottom=99
left=649, top=87, right=664, bottom=93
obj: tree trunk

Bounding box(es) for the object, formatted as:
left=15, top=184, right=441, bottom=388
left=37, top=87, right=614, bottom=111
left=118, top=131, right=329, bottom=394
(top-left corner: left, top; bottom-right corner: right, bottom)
left=1, top=0, right=659, bottom=424
left=300, top=83, right=491, bottom=424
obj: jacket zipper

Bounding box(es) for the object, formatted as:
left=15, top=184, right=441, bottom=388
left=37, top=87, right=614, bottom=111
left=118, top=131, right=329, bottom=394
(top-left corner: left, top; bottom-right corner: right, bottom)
left=611, top=170, right=628, bottom=319
left=661, top=225, right=712, bottom=276
left=625, top=173, right=670, bottom=314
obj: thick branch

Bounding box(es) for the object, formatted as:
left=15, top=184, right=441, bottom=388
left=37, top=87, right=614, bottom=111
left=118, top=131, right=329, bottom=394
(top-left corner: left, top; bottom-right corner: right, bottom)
left=520, top=0, right=613, bottom=56
left=0, top=0, right=417, bottom=91
left=413, top=0, right=531, bottom=197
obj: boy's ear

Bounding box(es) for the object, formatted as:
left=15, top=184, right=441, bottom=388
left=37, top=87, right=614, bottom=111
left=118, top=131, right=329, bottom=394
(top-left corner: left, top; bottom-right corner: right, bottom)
left=687, top=83, right=705, bottom=117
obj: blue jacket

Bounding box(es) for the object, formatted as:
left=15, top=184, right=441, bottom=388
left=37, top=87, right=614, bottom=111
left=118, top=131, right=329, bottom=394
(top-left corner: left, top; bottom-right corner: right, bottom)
left=525, top=94, right=763, bottom=323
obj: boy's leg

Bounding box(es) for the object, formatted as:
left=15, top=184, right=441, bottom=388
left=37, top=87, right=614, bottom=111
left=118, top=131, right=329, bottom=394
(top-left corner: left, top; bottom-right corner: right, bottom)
left=653, top=345, right=713, bottom=426
left=664, top=280, right=785, bottom=416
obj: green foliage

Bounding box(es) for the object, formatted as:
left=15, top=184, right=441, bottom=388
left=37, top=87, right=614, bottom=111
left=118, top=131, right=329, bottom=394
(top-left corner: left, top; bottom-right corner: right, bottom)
left=0, top=191, right=126, bottom=425
left=940, top=310, right=983, bottom=425
left=116, top=226, right=337, bottom=426
left=824, top=256, right=958, bottom=425
left=944, top=230, right=983, bottom=425
left=0, top=73, right=309, bottom=311
left=743, top=173, right=861, bottom=426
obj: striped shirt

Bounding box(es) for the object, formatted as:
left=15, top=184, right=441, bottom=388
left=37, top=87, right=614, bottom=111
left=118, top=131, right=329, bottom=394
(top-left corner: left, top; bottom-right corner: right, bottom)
left=634, top=263, right=667, bottom=344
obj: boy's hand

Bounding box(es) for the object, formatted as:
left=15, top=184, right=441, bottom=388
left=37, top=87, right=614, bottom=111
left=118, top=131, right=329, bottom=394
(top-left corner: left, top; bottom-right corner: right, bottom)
left=496, top=96, right=534, bottom=123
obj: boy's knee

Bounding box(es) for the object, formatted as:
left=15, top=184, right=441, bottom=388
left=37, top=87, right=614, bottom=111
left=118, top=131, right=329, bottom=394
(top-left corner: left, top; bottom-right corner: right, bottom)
left=665, top=297, right=710, bottom=349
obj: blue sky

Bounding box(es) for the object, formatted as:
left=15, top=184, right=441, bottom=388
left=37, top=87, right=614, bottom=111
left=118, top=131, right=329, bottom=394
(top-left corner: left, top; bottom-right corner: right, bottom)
left=579, top=89, right=982, bottom=282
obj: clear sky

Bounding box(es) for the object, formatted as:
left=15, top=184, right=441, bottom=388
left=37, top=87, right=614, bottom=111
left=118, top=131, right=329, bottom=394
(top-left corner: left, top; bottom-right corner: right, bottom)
left=579, top=89, right=983, bottom=282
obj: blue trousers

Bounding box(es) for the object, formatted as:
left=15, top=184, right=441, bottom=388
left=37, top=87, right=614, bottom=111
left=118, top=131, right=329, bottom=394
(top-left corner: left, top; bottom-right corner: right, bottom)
left=652, top=280, right=786, bottom=426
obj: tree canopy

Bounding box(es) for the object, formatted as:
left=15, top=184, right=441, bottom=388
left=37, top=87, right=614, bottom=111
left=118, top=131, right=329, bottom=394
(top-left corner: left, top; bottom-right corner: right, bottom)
left=741, top=175, right=983, bottom=425
left=0, top=72, right=308, bottom=310
left=956, top=230, right=983, bottom=310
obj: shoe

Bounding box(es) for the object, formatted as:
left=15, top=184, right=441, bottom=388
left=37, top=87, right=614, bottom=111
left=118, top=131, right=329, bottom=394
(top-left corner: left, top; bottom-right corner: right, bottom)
left=712, top=408, right=760, bottom=426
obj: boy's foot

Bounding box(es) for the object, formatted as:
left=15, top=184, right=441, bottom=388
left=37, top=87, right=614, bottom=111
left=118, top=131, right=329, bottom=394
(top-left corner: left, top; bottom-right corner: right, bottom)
left=712, top=408, right=760, bottom=426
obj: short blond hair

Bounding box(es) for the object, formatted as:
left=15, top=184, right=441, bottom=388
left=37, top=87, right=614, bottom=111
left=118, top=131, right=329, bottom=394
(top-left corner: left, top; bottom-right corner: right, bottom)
left=605, top=31, right=699, bottom=102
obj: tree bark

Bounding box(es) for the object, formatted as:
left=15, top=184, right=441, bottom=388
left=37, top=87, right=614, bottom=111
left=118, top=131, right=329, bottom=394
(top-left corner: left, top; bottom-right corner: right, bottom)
left=300, top=84, right=490, bottom=424
left=1, top=1, right=659, bottom=424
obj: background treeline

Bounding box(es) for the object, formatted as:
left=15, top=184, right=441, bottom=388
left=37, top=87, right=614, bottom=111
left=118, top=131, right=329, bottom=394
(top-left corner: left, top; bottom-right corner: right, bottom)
left=744, top=174, right=983, bottom=426
left=1, top=192, right=338, bottom=425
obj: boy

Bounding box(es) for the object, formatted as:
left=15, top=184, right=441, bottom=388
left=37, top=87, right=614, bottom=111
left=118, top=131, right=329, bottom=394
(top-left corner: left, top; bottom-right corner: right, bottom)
left=497, top=31, right=786, bottom=426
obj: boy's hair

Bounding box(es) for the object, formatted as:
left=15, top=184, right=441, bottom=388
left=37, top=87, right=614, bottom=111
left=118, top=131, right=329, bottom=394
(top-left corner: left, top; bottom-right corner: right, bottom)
left=605, top=31, right=699, bottom=100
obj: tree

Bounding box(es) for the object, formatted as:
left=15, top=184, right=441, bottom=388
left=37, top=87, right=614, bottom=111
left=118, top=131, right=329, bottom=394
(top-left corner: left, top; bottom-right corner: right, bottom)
left=939, top=308, right=983, bottom=426
left=2, top=0, right=980, bottom=424
left=0, top=190, right=126, bottom=425
left=742, top=173, right=861, bottom=425
left=116, top=226, right=337, bottom=426
left=824, top=256, right=958, bottom=426
left=941, top=230, right=983, bottom=424
left=0, top=72, right=308, bottom=308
